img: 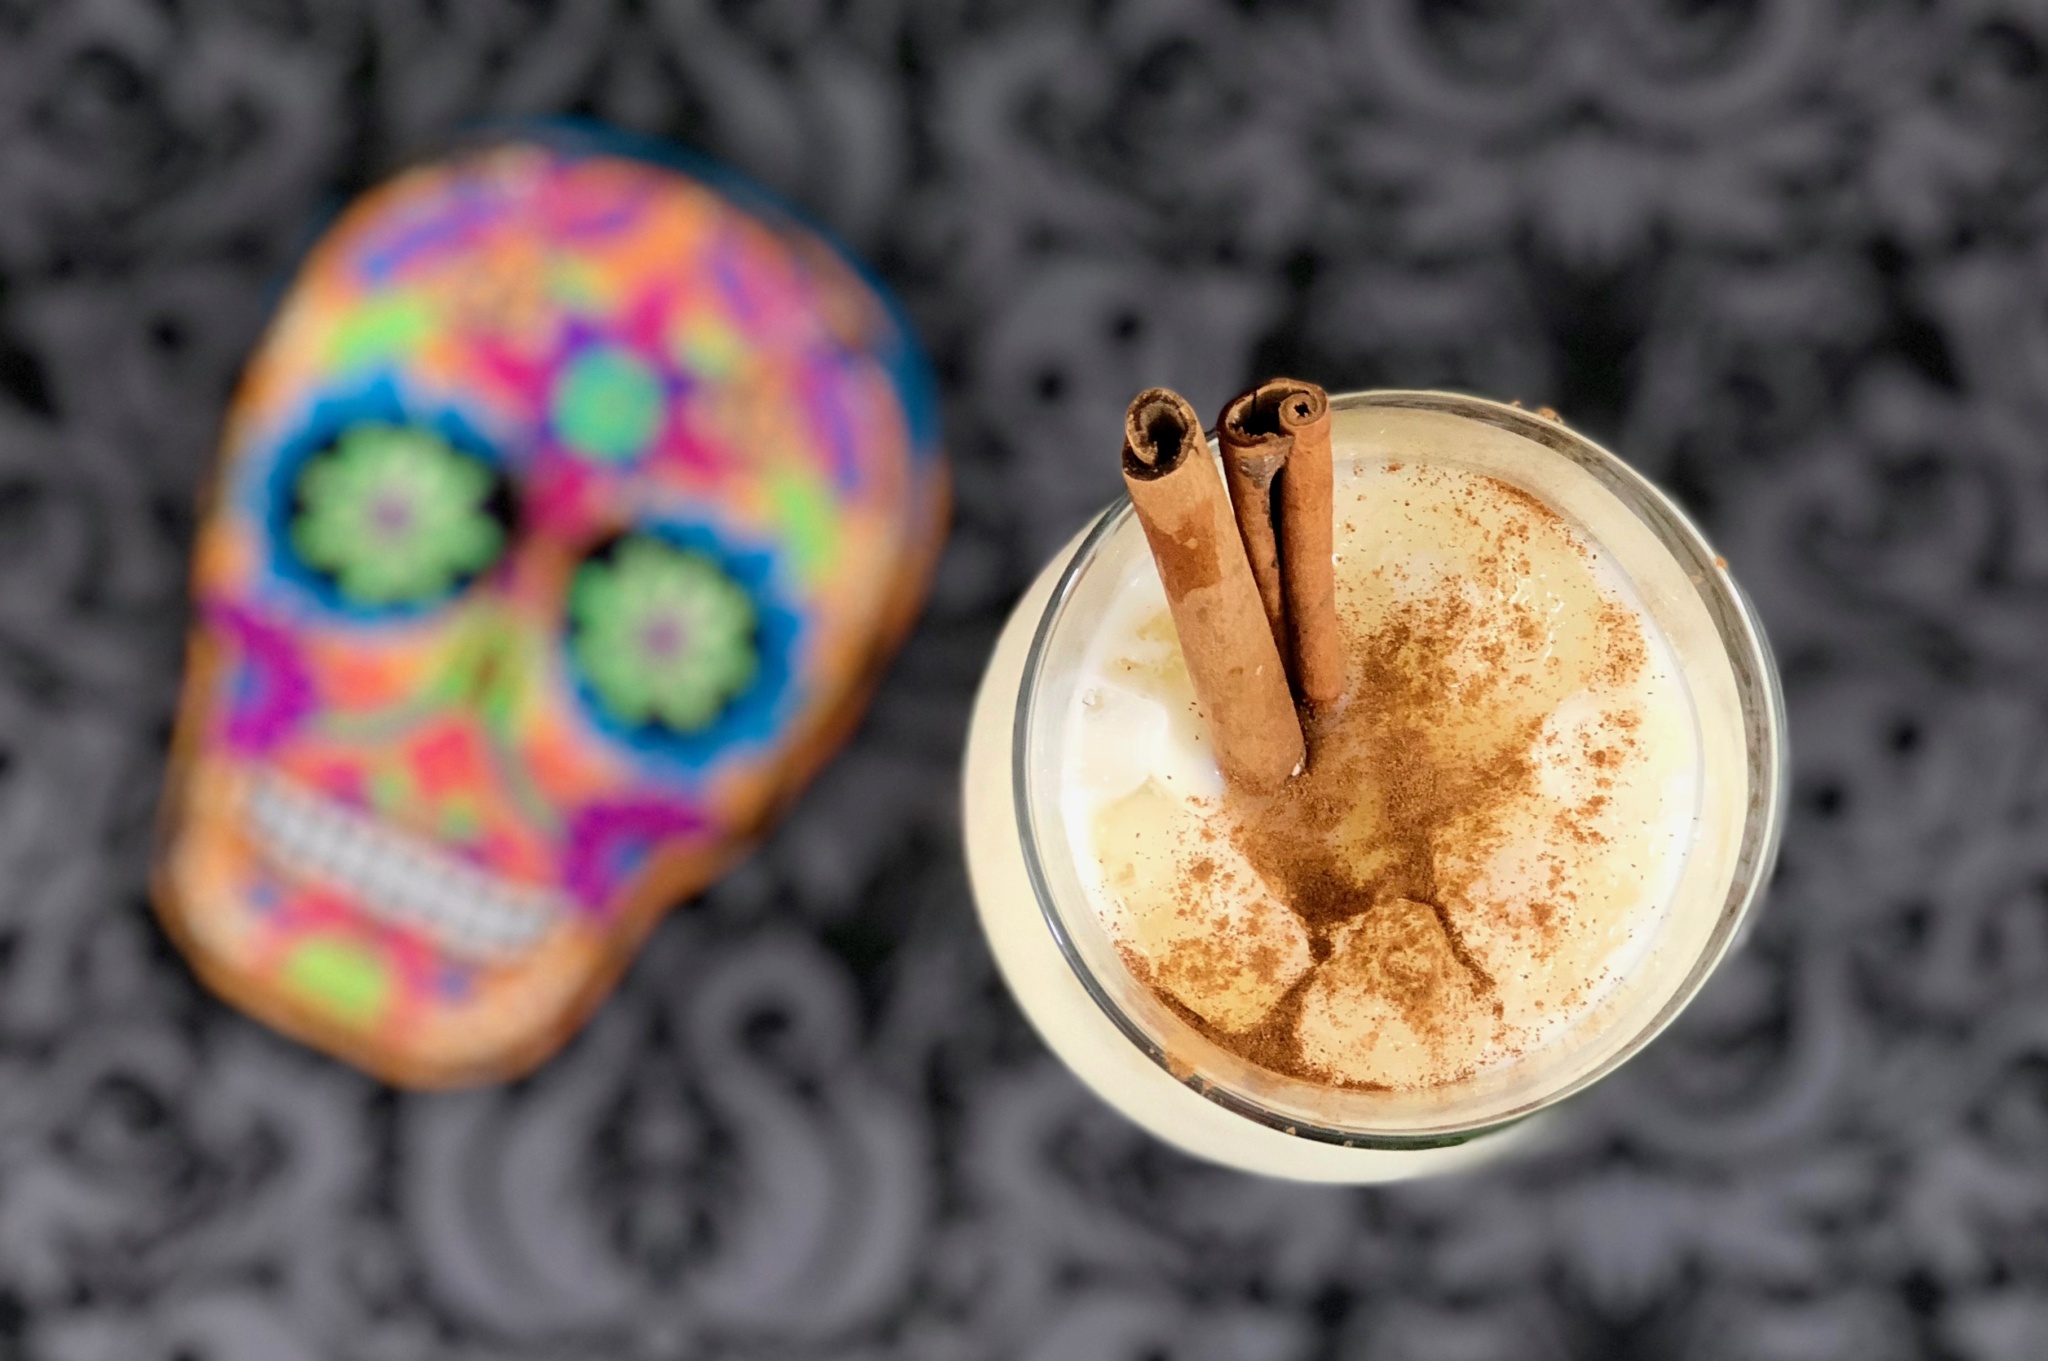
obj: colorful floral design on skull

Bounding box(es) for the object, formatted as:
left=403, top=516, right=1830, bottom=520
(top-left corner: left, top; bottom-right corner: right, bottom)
left=569, top=536, right=759, bottom=731
left=153, top=132, right=945, bottom=1085
left=290, top=424, right=508, bottom=606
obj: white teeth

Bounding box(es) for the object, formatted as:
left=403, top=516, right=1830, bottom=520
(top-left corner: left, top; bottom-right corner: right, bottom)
left=242, top=771, right=564, bottom=961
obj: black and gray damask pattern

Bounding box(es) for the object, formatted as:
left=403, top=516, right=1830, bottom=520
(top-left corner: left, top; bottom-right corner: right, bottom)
left=0, top=1, right=2042, bottom=1356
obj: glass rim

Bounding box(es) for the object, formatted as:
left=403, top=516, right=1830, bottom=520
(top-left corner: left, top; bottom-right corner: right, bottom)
left=1011, top=388, right=1789, bottom=1149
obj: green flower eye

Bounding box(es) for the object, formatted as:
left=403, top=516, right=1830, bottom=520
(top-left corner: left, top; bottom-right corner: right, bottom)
left=289, top=424, right=507, bottom=606
left=569, top=536, right=759, bottom=733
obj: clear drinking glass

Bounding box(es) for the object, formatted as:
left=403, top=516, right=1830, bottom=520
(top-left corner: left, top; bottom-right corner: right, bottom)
left=961, top=391, right=1786, bottom=1182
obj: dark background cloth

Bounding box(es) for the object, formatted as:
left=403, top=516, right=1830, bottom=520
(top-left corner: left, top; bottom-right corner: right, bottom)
left=0, top=1, right=2039, bottom=1357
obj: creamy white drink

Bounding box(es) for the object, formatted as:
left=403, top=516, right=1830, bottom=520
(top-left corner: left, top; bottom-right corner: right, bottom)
left=1063, top=461, right=1699, bottom=1091
left=962, top=392, right=1783, bottom=1181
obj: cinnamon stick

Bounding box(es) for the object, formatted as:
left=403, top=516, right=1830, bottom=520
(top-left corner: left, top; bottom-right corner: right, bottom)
left=1217, top=389, right=1290, bottom=666
left=1273, top=381, right=1343, bottom=710
left=1121, top=389, right=1304, bottom=792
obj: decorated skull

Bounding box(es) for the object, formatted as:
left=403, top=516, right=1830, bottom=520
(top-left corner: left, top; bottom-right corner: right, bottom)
left=153, top=132, right=945, bottom=1086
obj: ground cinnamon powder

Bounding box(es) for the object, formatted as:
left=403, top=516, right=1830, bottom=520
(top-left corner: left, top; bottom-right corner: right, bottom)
left=1136, top=469, right=1651, bottom=1089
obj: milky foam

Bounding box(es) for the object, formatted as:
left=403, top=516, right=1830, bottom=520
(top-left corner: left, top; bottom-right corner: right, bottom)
left=1061, top=457, right=1702, bottom=1091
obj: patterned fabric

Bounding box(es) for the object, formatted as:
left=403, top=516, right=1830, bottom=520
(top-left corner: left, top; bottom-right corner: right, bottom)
left=0, top=0, right=2040, bottom=1356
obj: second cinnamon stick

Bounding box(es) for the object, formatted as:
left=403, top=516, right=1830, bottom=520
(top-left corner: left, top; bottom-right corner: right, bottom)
left=1218, top=390, right=1291, bottom=668
left=1274, top=381, right=1343, bottom=710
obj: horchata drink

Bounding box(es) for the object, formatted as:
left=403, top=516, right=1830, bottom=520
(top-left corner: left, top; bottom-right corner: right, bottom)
left=962, top=389, right=1784, bottom=1182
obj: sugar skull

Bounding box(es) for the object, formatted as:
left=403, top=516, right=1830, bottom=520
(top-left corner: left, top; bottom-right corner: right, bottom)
left=153, top=132, right=946, bottom=1086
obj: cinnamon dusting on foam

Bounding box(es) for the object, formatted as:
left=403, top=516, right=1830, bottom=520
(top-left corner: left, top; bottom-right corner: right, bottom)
left=1071, top=461, right=1692, bottom=1091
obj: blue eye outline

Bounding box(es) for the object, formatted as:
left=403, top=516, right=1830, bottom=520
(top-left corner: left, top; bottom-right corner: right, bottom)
left=560, top=518, right=800, bottom=775
left=254, top=379, right=515, bottom=621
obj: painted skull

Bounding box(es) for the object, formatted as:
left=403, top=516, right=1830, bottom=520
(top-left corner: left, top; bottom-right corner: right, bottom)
left=154, top=135, right=945, bottom=1086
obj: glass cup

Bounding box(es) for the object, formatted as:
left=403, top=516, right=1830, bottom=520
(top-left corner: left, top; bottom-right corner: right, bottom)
left=962, top=391, right=1786, bottom=1182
